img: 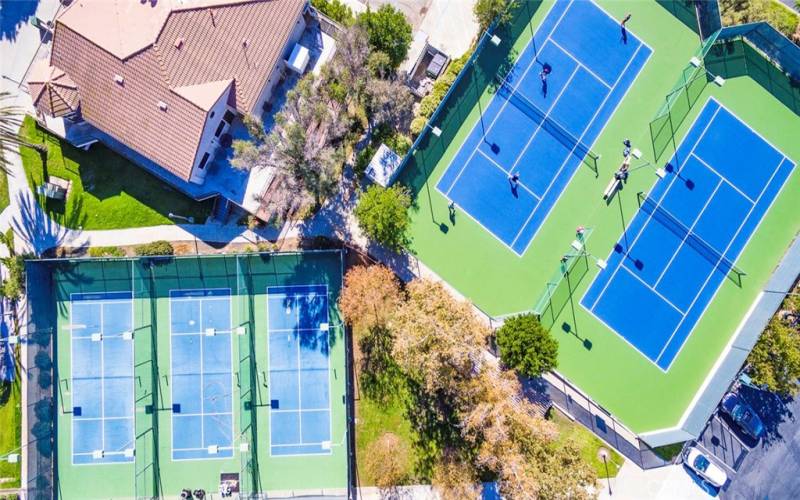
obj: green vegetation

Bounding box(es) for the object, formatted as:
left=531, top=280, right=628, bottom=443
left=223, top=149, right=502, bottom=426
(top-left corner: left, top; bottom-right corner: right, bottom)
left=652, top=441, right=686, bottom=462
left=357, top=5, right=413, bottom=69
left=312, top=0, right=355, bottom=25
left=88, top=246, right=125, bottom=257
left=720, top=0, right=800, bottom=38
left=549, top=409, right=623, bottom=479
left=0, top=167, right=8, bottom=214
left=133, top=240, right=174, bottom=256
left=19, top=117, right=212, bottom=230
left=496, top=313, right=559, bottom=377
left=411, top=53, right=470, bottom=135
left=0, top=380, right=21, bottom=488
left=474, top=0, right=517, bottom=30
left=746, top=288, right=800, bottom=396
left=355, top=185, right=412, bottom=251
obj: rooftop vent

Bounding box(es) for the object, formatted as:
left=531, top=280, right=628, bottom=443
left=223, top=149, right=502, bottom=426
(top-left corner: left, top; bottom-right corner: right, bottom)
left=174, top=37, right=184, bottom=49
left=157, top=101, right=168, bottom=111
left=113, top=74, right=124, bottom=85
left=242, top=38, right=249, bottom=48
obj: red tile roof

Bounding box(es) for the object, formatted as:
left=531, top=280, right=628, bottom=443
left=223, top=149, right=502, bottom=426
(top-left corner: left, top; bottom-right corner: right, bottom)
left=41, top=0, right=306, bottom=181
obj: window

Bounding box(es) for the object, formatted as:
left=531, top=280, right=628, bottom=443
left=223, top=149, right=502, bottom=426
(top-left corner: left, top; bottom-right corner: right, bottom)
left=198, top=152, right=210, bottom=170
left=210, top=111, right=215, bottom=118
left=223, top=110, right=235, bottom=124
left=214, top=120, right=225, bottom=137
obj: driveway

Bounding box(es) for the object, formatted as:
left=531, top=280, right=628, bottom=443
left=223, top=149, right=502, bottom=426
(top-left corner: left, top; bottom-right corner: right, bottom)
left=722, top=387, right=800, bottom=499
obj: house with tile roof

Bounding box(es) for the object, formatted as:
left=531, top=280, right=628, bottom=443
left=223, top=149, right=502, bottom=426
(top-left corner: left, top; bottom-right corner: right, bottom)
left=28, top=0, right=312, bottom=198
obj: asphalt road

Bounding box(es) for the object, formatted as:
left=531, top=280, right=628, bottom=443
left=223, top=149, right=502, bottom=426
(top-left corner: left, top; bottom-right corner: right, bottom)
left=722, top=387, right=800, bottom=499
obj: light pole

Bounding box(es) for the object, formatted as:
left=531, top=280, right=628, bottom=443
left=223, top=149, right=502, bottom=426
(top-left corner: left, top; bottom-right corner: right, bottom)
left=598, top=447, right=612, bottom=495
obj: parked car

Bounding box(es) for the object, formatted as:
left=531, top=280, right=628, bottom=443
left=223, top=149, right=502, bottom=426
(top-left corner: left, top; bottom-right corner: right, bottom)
left=721, top=392, right=765, bottom=439
left=684, top=446, right=728, bottom=488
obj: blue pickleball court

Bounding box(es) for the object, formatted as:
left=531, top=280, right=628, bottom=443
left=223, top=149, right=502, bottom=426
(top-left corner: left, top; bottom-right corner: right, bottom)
left=169, top=288, right=234, bottom=460
left=70, top=291, right=134, bottom=464
left=582, top=98, right=795, bottom=371
left=437, top=0, right=651, bottom=255
left=267, top=285, right=332, bottom=456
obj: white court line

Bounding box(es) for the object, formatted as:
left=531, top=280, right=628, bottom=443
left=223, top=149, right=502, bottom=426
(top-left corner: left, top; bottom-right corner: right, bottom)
left=653, top=178, right=724, bottom=289
left=507, top=64, right=582, bottom=175
left=655, top=145, right=792, bottom=366
left=690, top=153, right=756, bottom=204
left=586, top=104, right=722, bottom=313
left=174, top=411, right=233, bottom=418
left=547, top=38, right=612, bottom=88
left=267, top=285, right=333, bottom=457
left=619, top=264, right=686, bottom=315
left=476, top=149, right=542, bottom=200
left=438, top=1, right=575, bottom=196
left=512, top=41, right=646, bottom=250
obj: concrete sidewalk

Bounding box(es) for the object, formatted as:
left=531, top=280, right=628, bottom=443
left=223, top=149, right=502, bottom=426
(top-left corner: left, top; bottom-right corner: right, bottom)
left=598, top=461, right=717, bottom=499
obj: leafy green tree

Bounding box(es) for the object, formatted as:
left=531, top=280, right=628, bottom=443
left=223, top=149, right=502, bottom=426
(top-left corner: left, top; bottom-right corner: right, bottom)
left=354, top=184, right=411, bottom=251
left=496, top=313, right=558, bottom=377
left=747, top=317, right=800, bottom=397
left=473, top=0, right=517, bottom=31
left=312, top=0, right=355, bottom=25
left=357, top=5, right=412, bottom=69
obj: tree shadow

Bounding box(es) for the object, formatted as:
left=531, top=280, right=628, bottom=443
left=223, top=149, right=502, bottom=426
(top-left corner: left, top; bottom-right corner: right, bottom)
left=0, top=0, right=39, bottom=42
left=357, top=325, right=403, bottom=404
left=11, top=191, right=78, bottom=255
left=739, top=386, right=794, bottom=449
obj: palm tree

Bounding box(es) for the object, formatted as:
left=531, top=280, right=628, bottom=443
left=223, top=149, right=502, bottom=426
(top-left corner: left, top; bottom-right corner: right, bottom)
left=0, top=91, right=45, bottom=171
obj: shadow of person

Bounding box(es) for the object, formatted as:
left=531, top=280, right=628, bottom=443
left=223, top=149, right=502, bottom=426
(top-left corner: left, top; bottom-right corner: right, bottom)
left=541, top=79, right=548, bottom=97
left=621, top=26, right=628, bottom=44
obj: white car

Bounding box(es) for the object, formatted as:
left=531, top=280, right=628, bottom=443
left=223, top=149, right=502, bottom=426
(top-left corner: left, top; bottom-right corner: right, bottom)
left=684, top=446, right=728, bottom=488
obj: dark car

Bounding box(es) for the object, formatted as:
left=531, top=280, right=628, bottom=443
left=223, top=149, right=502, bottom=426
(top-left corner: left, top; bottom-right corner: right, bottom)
left=721, top=392, right=765, bottom=440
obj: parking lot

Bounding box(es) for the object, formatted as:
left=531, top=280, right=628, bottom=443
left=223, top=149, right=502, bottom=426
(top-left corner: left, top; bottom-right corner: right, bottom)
left=687, top=384, right=799, bottom=498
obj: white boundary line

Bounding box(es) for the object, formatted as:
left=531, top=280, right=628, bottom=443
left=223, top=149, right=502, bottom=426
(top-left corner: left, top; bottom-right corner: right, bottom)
left=512, top=41, right=647, bottom=252
left=514, top=5, right=655, bottom=255
left=618, top=264, right=686, bottom=315
left=651, top=178, right=725, bottom=288
left=266, top=284, right=333, bottom=457
left=476, top=149, right=543, bottom=200
left=691, top=153, right=756, bottom=204
left=547, top=38, right=612, bottom=88
left=578, top=102, right=721, bottom=373
left=168, top=287, right=235, bottom=462
left=69, top=291, right=135, bottom=466
left=581, top=97, right=796, bottom=373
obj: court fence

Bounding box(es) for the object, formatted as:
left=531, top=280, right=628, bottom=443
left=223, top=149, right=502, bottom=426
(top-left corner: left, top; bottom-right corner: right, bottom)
left=24, top=261, right=56, bottom=500
left=705, top=23, right=800, bottom=117
left=395, top=0, right=549, bottom=191
left=24, top=251, right=348, bottom=500
left=652, top=2, right=800, bottom=161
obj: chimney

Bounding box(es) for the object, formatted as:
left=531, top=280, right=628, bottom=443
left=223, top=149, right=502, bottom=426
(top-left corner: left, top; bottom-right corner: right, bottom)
left=157, top=101, right=168, bottom=111
left=174, top=37, right=184, bottom=49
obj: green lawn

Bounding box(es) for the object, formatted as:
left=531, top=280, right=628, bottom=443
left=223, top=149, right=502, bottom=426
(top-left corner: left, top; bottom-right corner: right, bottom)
left=0, top=378, right=21, bottom=489
left=18, top=117, right=213, bottom=230
left=548, top=409, right=623, bottom=479
left=0, top=165, right=9, bottom=214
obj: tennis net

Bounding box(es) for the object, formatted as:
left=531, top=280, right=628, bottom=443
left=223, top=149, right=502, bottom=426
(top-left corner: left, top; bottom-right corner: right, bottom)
left=495, top=72, right=599, bottom=176
left=638, top=193, right=745, bottom=285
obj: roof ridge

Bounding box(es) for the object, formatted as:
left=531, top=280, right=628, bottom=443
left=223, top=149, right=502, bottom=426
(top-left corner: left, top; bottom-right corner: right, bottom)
left=151, top=40, right=173, bottom=87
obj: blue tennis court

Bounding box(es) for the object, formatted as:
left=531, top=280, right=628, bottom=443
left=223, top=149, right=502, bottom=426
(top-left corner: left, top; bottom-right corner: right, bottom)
left=267, top=285, right=331, bottom=456
left=437, top=0, right=651, bottom=255
left=170, top=289, right=234, bottom=460
left=583, top=98, right=795, bottom=371
left=70, top=292, right=134, bottom=464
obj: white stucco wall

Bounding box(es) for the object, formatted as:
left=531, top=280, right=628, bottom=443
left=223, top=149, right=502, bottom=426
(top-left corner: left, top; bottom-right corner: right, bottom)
left=189, top=84, right=235, bottom=184
left=251, top=10, right=307, bottom=116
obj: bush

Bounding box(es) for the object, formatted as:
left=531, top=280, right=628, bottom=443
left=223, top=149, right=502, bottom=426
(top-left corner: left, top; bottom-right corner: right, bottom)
left=88, top=246, right=124, bottom=257
left=134, top=240, right=174, bottom=256
left=496, top=313, right=558, bottom=377
left=354, top=145, right=376, bottom=178
left=747, top=316, right=800, bottom=397
left=1, top=255, right=25, bottom=301
left=354, top=184, right=412, bottom=251
left=410, top=116, right=427, bottom=136
left=412, top=52, right=472, bottom=133
left=312, top=0, right=355, bottom=25
left=357, top=5, right=413, bottom=69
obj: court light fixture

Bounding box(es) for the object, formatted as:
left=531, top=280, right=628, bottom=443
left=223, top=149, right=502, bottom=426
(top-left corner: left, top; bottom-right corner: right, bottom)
left=689, top=56, right=702, bottom=68
left=490, top=34, right=502, bottom=46
left=6, top=336, right=18, bottom=345
left=713, top=75, right=725, bottom=87
left=240, top=443, right=250, bottom=452
left=425, top=122, right=442, bottom=137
